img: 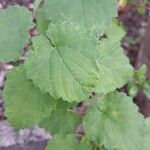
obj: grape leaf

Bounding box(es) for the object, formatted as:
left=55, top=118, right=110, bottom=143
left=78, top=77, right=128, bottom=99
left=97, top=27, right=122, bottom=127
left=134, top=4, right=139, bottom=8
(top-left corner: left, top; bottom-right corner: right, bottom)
left=3, top=65, right=57, bottom=129
left=83, top=92, right=144, bottom=150
left=40, top=100, right=81, bottom=134
left=25, top=22, right=98, bottom=102
left=0, top=5, right=33, bottom=62
left=143, top=118, right=150, bottom=150
left=44, top=0, right=117, bottom=33
left=46, top=134, right=92, bottom=150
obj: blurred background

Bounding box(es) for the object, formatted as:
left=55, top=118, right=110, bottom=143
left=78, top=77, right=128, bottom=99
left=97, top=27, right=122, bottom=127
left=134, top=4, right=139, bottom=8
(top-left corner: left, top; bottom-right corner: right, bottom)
left=118, top=0, right=150, bottom=117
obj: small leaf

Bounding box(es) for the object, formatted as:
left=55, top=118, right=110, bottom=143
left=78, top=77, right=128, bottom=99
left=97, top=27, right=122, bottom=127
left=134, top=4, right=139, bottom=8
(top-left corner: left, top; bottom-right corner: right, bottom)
left=46, top=134, right=92, bottom=150
left=3, top=65, right=57, bottom=129
left=143, top=80, right=150, bottom=100
left=0, top=5, right=33, bottom=62
left=128, top=82, right=139, bottom=97
left=134, top=65, right=147, bottom=85
left=83, top=92, right=144, bottom=150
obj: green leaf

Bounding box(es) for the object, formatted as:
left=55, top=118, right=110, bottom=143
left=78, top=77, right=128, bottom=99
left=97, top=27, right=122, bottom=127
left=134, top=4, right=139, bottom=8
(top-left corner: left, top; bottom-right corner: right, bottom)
left=44, top=0, right=117, bottom=33
left=83, top=92, right=144, bottom=150
left=95, top=22, right=133, bottom=94
left=137, top=6, right=146, bottom=15
left=3, top=65, right=57, bottom=129
left=0, top=5, right=33, bottom=62
left=134, top=65, right=147, bottom=85
left=40, top=100, right=81, bottom=134
left=128, top=82, right=139, bottom=97
left=143, top=80, right=150, bottom=99
left=143, top=118, right=150, bottom=150
left=25, top=22, right=98, bottom=102
left=46, top=134, right=92, bottom=150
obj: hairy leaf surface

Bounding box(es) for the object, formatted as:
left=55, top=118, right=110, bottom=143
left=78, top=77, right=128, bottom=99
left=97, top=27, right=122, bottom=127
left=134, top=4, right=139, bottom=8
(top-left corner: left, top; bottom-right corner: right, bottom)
left=3, top=65, right=57, bottom=129
left=46, top=134, right=92, bottom=150
left=83, top=92, right=144, bottom=150
left=0, top=5, right=33, bottom=61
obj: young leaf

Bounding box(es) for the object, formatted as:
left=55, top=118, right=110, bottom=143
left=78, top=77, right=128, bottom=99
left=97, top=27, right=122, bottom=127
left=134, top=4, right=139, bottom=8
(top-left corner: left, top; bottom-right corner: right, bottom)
left=40, top=101, right=81, bottom=134
left=3, top=65, right=57, bottom=129
left=83, top=92, right=144, bottom=150
left=143, top=80, right=150, bottom=100
left=43, top=0, right=117, bottom=33
left=46, top=134, right=92, bottom=150
left=134, top=65, right=147, bottom=85
left=25, top=22, right=98, bottom=102
left=0, top=5, right=33, bottom=62
left=128, top=82, right=139, bottom=97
